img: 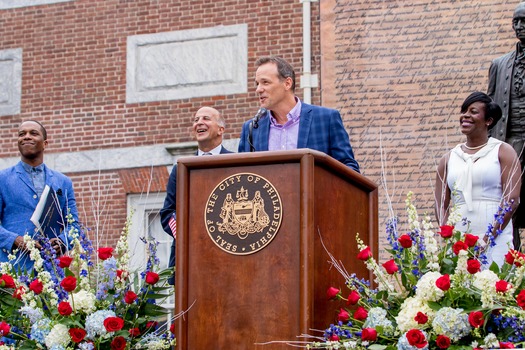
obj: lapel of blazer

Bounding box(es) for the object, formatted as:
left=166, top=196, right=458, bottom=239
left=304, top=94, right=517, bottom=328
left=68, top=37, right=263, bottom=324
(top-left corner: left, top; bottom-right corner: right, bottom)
left=257, top=115, right=271, bottom=151
left=44, top=165, right=55, bottom=188
left=15, top=162, right=37, bottom=194
left=297, top=103, right=313, bottom=149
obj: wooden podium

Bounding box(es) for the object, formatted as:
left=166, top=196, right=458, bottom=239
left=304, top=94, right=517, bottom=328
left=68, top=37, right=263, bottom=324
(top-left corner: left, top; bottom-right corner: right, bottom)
left=175, top=149, right=377, bottom=349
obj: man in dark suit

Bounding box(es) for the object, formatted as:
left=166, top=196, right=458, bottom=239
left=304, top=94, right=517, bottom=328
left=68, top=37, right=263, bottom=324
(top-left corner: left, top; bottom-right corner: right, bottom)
left=0, top=120, right=80, bottom=271
left=160, top=106, right=233, bottom=284
left=238, top=56, right=360, bottom=173
left=487, top=2, right=525, bottom=250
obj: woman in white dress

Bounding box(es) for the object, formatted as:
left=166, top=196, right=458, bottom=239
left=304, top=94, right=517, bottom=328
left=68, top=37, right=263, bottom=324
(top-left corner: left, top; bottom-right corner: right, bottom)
left=435, top=92, right=522, bottom=267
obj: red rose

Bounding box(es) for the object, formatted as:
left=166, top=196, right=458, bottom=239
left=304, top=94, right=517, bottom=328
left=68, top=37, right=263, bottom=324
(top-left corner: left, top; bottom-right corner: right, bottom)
left=129, top=328, right=141, bottom=337
left=170, top=323, right=176, bottom=334
left=516, top=290, right=525, bottom=309
left=382, top=259, right=398, bottom=274
left=0, top=322, right=10, bottom=336
left=124, top=290, right=138, bottom=304
left=452, top=241, right=468, bottom=255
left=97, top=247, right=114, bottom=260
left=505, top=250, right=517, bottom=265
left=464, top=234, right=478, bottom=247
left=329, top=334, right=339, bottom=341
left=145, top=271, right=160, bottom=285
left=496, top=280, right=511, bottom=293
left=357, top=247, right=372, bottom=260
left=346, top=290, right=360, bottom=305
left=60, top=276, right=77, bottom=292
left=69, top=328, right=86, bottom=343
left=435, top=274, right=450, bottom=291
left=468, top=311, right=484, bottom=328
left=58, top=256, right=73, bottom=268
left=110, top=336, right=127, bottom=350
left=353, top=306, right=368, bottom=321
left=361, top=328, right=377, bottom=341
left=58, top=301, right=73, bottom=316
left=438, top=225, right=454, bottom=238
left=499, top=342, right=516, bottom=349
left=505, top=250, right=525, bottom=267
left=146, top=321, right=158, bottom=329
left=436, top=334, right=451, bottom=349
left=12, top=286, right=25, bottom=300
left=327, top=287, right=340, bottom=300
left=104, top=317, right=125, bottom=332
left=116, top=269, right=127, bottom=279
left=406, top=329, right=428, bottom=348
left=466, top=259, right=481, bottom=274
left=398, top=234, right=412, bottom=248
left=414, top=312, right=428, bottom=324
left=29, top=279, right=44, bottom=295
left=0, top=274, right=15, bottom=289
left=337, top=308, right=350, bottom=322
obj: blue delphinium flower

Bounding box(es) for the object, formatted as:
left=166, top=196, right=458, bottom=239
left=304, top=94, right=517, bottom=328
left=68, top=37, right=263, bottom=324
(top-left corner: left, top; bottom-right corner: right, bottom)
left=489, top=314, right=525, bottom=343
left=323, top=321, right=354, bottom=340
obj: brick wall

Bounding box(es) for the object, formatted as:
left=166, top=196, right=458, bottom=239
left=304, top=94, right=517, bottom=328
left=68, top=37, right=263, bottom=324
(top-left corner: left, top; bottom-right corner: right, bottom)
left=0, top=0, right=320, bottom=242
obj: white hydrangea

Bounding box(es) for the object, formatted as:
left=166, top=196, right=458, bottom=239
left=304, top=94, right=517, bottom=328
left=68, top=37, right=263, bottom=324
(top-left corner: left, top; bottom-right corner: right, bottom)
left=45, top=323, right=70, bottom=349
left=20, top=306, right=44, bottom=323
left=134, top=334, right=172, bottom=350
left=415, top=271, right=445, bottom=302
left=432, top=307, right=471, bottom=342
left=395, top=296, right=435, bottom=333
left=78, top=342, right=95, bottom=350
left=473, top=270, right=499, bottom=291
left=364, top=307, right=394, bottom=336
left=482, top=333, right=500, bottom=348
left=85, top=310, right=116, bottom=339
left=70, top=290, right=97, bottom=314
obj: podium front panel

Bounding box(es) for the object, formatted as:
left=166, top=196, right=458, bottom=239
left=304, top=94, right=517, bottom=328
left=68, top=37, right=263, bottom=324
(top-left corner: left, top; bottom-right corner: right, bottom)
left=175, top=150, right=377, bottom=350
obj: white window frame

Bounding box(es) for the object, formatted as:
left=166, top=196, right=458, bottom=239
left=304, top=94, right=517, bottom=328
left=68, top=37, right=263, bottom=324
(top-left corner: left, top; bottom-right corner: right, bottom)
left=127, top=192, right=174, bottom=322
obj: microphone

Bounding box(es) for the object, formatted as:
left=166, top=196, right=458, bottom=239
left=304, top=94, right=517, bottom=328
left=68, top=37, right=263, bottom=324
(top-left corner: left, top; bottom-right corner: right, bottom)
left=252, top=107, right=267, bottom=129
left=248, top=108, right=267, bottom=152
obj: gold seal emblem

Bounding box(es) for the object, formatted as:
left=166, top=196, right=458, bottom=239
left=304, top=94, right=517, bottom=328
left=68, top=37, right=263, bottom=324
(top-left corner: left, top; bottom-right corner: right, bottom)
left=204, top=173, right=283, bottom=255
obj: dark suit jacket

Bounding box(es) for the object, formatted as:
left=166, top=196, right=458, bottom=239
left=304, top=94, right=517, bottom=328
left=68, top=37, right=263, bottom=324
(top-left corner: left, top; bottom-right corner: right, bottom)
left=0, top=161, right=80, bottom=271
left=237, top=102, right=360, bottom=172
left=160, top=146, right=233, bottom=284
left=487, top=49, right=516, bottom=141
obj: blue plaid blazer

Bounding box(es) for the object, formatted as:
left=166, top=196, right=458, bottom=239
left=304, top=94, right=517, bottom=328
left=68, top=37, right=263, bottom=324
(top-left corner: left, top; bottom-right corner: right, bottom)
left=238, top=103, right=360, bottom=172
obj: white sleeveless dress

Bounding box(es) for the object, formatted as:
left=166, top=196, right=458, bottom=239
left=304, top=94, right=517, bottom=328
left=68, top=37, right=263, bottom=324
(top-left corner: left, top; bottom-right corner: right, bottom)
left=446, top=137, right=513, bottom=267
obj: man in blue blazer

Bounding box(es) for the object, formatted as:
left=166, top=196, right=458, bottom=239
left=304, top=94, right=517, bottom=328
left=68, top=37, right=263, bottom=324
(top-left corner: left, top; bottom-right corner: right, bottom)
left=160, top=106, right=233, bottom=284
left=0, top=120, right=79, bottom=272
left=238, top=56, right=360, bottom=173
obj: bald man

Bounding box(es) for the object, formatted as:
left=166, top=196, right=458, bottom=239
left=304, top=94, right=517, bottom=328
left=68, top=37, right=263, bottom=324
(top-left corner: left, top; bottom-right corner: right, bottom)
left=160, top=107, right=233, bottom=284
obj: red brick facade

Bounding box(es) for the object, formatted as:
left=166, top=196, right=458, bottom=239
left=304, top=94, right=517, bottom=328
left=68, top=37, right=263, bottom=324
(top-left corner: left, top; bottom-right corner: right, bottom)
left=0, top=0, right=321, bottom=243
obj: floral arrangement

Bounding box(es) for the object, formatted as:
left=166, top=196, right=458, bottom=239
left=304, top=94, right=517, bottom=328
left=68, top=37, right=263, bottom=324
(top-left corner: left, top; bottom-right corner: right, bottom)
left=312, top=192, right=525, bottom=349
left=0, top=215, right=175, bottom=350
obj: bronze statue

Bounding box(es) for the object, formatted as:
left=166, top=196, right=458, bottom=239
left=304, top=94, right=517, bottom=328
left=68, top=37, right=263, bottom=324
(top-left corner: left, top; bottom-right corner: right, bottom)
left=487, top=2, right=525, bottom=250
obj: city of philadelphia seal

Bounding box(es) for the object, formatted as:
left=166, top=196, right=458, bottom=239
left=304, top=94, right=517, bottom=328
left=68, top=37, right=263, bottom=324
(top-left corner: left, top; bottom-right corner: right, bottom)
left=204, top=173, right=283, bottom=255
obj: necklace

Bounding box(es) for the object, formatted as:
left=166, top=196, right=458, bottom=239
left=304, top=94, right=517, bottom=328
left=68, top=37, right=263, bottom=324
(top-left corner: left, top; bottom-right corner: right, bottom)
left=463, top=141, right=488, bottom=150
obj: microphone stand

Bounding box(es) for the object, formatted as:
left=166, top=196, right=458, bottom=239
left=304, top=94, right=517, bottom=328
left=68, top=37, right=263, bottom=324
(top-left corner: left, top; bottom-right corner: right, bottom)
left=248, top=108, right=265, bottom=152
